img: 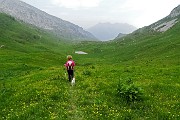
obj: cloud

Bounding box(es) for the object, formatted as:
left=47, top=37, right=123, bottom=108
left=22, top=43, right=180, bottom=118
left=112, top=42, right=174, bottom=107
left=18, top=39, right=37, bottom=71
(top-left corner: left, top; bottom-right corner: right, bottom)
left=51, top=0, right=102, bottom=9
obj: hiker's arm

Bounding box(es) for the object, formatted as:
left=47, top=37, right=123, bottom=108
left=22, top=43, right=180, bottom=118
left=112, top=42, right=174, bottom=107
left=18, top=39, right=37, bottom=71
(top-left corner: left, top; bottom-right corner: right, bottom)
left=64, top=64, right=67, bottom=70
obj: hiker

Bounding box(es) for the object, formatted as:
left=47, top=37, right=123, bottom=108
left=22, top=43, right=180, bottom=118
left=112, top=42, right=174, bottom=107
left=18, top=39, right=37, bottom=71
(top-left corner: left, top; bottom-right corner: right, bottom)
left=64, top=55, right=75, bottom=82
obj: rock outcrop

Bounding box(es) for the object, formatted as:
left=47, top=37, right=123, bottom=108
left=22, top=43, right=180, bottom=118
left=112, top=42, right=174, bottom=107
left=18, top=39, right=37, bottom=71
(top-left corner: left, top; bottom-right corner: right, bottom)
left=150, top=5, right=180, bottom=32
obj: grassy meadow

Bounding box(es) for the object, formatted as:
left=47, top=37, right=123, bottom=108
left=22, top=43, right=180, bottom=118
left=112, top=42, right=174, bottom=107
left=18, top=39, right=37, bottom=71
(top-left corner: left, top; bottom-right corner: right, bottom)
left=0, top=13, right=180, bottom=119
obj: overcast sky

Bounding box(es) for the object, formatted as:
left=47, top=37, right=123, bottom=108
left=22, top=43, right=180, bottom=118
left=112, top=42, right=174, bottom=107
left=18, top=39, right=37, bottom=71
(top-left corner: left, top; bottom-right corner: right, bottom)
left=20, top=0, right=180, bottom=29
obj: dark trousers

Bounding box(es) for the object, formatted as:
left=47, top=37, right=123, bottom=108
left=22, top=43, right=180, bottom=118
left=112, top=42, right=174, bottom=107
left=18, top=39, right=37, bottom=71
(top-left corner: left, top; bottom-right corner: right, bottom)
left=67, top=70, right=74, bottom=82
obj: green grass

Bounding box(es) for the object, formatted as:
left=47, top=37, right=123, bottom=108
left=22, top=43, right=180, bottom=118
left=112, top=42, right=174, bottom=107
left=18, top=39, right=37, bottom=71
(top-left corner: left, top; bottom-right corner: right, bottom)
left=0, top=13, right=180, bottom=119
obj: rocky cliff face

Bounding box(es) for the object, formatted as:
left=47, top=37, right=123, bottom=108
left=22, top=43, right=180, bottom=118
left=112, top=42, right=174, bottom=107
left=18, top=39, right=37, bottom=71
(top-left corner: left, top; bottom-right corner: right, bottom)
left=0, top=0, right=97, bottom=41
left=150, top=5, right=180, bottom=32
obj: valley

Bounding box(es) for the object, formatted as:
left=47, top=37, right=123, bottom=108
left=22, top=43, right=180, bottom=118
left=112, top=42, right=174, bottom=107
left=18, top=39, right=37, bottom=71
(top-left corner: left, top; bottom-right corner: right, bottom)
left=0, top=4, right=180, bottom=120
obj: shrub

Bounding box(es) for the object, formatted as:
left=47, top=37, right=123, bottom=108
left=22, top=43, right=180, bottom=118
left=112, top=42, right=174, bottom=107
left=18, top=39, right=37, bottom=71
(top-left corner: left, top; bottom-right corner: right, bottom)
left=117, top=79, right=144, bottom=102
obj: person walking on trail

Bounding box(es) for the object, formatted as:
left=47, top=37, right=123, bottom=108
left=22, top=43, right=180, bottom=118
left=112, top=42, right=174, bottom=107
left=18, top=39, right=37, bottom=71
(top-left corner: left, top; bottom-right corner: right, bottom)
left=64, top=55, right=75, bottom=82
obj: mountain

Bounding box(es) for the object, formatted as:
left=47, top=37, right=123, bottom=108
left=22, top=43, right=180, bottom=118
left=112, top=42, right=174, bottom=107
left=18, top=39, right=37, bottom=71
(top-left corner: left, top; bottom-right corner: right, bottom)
left=149, top=5, right=180, bottom=32
left=115, top=5, right=180, bottom=41
left=110, top=5, right=180, bottom=64
left=0, top=13, right=71, bottom=53
left=115, top=33, right=126, bottom=39
left=87, top=22, right=137, bottom=41
left=76, top=5, right=180, bottom=65
left=0, top=0, right=97, bottom=41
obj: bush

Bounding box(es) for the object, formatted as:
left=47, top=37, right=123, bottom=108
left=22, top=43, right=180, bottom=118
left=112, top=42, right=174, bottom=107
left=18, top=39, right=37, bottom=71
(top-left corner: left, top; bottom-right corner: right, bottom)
left=117, top=79, right=144, bottom=102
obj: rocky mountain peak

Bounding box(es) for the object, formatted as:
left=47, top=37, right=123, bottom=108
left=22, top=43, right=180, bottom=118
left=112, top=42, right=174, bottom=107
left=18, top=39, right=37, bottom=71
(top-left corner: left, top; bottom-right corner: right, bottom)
left=169, top=5, right=180, bottom=18
left=0, top=0, right=97, bottom=41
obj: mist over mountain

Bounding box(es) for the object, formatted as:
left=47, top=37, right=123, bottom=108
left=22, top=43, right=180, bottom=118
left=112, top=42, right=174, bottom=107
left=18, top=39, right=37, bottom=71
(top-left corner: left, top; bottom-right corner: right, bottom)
left=87, top=22, right=137, bottom=41
left=0, top=0, right=97, bottom=41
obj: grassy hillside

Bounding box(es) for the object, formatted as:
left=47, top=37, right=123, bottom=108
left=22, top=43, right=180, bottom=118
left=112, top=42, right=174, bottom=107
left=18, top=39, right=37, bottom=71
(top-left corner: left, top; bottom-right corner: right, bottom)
left=75, top=20, right=180, bottom=65
left=0, top=13, right=74, bottom=78
left=0, top=13, right=180, bottom=120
